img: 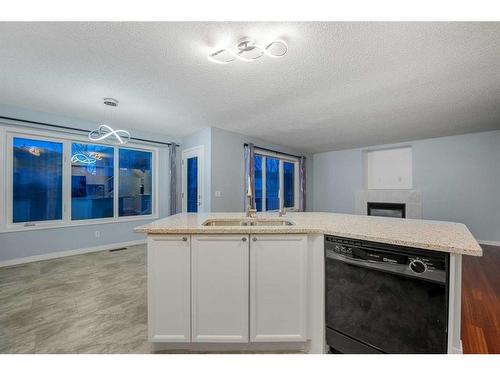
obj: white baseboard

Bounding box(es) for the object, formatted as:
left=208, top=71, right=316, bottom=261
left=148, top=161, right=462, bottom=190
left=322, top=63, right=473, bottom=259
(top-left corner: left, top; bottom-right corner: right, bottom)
left=477, top=240, right=500, bottom=247
left=451, top=340, right=464, bottom=354
left=0, top=239, right=147, bottom=268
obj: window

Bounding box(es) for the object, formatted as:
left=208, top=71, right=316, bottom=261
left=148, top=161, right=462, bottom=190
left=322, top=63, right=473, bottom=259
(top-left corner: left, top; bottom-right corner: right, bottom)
left=71, top=143, right=114, bottom=220
left=5, top=128, right=157, bottom=230
left=253, top=150, right=299, bottom=212
left=119, top=148, right=153, bottom=217
left=12, top=137, right=63, bottom=223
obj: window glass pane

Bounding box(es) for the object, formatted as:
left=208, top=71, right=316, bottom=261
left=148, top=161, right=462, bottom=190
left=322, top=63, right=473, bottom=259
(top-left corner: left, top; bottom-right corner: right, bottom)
left=265, top=157, right=279, bottom=210
left=12, top=137, right=63, bottom=223
left=254, top=155, right=263, bottom=211
left=283, top=161, right=295, bottom=208
left=71, top=143, right=114, bottom=220
left=187, top=156, right=198, bottom=213
left=119, top=148, right=152, bottom=216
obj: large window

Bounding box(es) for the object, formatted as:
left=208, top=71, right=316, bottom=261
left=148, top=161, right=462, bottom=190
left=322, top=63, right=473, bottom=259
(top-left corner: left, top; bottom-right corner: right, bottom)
left=13, top=137, right=63, bottom=223
left=71, top=143, right=114, bottom=220
left=119, top=148, right=152, bottom=217
left=253, top=151, right=299, bottom=212
left=6, top=129, right=157, bottom=229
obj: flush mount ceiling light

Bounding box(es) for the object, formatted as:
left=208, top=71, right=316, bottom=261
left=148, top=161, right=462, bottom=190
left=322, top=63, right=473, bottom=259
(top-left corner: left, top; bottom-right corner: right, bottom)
left=208, top=37, right=288, bottom=64
left=88, top=98, right=131, bottom=145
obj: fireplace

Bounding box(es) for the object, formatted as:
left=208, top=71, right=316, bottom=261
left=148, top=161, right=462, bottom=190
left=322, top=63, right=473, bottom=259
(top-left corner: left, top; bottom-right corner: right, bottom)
left=367, top=202, right=406, bottom=218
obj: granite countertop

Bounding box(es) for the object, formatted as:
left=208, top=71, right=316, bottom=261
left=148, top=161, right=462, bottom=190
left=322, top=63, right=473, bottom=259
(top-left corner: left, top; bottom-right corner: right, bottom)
left=135, top=212, right=482, bottom=256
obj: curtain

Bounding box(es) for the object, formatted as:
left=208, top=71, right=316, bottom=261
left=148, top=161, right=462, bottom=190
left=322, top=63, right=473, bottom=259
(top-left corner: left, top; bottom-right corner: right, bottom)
left=169, top=144, right=178, bottom=215
left=244, top=143, right=256, bottom=210
left=299, top=156, right=306, bottom=212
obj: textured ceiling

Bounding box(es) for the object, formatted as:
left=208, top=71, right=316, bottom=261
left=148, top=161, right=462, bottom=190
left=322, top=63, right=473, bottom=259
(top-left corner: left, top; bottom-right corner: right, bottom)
left=0, top=22, right=499, bottom=153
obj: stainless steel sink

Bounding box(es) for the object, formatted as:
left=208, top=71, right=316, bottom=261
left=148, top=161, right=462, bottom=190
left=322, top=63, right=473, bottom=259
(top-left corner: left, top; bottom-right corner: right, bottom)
left=202, top=218, right=294, bottom=227
left=252, top=219, right=294, bottom=226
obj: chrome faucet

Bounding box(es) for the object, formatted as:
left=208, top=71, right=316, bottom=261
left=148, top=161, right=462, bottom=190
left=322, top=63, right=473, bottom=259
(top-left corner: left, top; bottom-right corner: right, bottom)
left=278, top=190, right=286, bottom=217
left=246, top=177, right=257, bottom=218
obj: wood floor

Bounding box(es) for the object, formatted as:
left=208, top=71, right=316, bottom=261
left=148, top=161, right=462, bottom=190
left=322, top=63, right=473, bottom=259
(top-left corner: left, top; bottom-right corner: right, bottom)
left=461, top=244, right=500, bottom=354
left=1, top=243, right=498, bottom=353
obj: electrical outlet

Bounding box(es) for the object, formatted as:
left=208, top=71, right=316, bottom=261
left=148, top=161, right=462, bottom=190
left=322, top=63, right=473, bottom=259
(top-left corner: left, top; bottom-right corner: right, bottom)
left=215, top=190, right=222, bottom=198
left=95, top=230, right=101, bottom=238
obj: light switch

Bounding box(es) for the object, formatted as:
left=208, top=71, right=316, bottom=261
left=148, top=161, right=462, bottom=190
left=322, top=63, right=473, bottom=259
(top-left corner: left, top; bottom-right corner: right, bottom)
left=215, top=190, right=222, bottom=198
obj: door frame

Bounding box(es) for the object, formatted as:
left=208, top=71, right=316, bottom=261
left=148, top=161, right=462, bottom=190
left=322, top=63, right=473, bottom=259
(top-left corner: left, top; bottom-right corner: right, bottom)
left=181, top=145, right=204, bottom=213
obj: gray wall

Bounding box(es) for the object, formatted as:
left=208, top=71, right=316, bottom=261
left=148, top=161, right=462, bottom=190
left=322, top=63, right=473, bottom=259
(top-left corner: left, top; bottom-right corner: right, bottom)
left=313, top=130, right=500, bottom=242
left=210, top=127, right=314, bottom=212
left=0, top=104, right=180, bottom=262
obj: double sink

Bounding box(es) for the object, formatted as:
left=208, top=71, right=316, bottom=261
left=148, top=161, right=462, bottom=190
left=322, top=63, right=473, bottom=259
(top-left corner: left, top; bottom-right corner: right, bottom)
left=202, top=218, right=295, bottom=227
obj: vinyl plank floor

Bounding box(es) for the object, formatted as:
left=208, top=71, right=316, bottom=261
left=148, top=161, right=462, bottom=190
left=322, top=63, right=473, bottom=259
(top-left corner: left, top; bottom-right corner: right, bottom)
left=0, top=245, right=151, bottom=354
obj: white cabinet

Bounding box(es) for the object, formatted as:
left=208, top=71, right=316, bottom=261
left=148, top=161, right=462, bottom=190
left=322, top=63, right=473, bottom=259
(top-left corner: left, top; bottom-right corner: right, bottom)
left=250, top=234, right=308, bottom=342
left=191, top=235, right=250, bottom=342
left=148, top=235, right=191, bottom=342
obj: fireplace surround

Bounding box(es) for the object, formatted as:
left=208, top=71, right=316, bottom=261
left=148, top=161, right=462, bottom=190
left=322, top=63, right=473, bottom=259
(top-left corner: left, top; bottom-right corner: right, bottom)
left=355, top=190, right=422, bottom=219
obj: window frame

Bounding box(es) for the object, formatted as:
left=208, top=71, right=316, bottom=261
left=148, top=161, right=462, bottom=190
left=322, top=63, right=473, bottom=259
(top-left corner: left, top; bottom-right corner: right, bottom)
left=1, top=124, right=159, bottom=232
left=254, top=149, right=300, bottom=212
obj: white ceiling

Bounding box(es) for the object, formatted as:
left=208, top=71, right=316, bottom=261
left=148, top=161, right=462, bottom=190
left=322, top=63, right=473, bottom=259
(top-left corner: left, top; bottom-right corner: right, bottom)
left=1, top=22, right=500, bottom=153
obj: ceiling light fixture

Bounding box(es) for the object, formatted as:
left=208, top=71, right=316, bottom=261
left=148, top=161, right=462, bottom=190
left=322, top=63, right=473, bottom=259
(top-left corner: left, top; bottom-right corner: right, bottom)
left=103, top=98, right=119, bottom=107
left=89, top=124, right=130, bottom=145
left=208, top=37, right=288, bottom=64
left=88, top=98, right=131, bottom=145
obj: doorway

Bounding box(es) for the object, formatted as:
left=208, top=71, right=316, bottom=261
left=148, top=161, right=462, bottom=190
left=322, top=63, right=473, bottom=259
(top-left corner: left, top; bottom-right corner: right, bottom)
left=181, top=145, right=204, bottom=212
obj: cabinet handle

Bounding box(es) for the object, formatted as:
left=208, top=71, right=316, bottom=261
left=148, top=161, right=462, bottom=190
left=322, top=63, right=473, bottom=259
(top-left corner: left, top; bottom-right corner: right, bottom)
left=242, top=237, right=247, bottom=242
left=252, top=237, right=257, bottom=242
left=182, top=236, right=188, bottom=242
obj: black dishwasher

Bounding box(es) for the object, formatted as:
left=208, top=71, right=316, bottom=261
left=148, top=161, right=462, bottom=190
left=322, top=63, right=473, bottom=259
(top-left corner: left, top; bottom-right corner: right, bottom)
left=325, top=235, right=449, bottom=354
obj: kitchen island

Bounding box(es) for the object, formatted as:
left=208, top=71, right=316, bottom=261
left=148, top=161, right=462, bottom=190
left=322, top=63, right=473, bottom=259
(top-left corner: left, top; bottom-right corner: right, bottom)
left=135, top=212, right=482, bottom=354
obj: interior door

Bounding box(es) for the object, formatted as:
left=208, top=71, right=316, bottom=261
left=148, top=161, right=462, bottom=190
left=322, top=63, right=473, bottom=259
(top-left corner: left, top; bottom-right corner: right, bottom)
left=181, top=146, right=203, bottom=212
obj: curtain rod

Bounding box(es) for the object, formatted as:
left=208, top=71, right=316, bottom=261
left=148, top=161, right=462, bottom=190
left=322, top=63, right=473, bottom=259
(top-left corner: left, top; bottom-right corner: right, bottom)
left=0, top=115, right=180, bottom=147
left=244, top=143, right=303, bottom=159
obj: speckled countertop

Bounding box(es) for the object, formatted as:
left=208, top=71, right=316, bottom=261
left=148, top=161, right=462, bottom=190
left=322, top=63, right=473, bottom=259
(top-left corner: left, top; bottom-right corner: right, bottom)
left=135, top=212, right=482, bottom=256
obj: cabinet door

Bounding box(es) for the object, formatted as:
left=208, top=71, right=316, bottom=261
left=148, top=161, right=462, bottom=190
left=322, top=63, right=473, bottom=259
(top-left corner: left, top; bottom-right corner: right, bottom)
left=250, top=234, right=308, bottom=342
left=148, top=235, right=191, bottom=342
left=191, top=235, right=249, bottom=342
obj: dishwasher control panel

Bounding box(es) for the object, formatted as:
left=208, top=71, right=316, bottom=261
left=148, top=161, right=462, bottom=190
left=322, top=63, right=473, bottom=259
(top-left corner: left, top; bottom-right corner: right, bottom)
left=325, top=235, right=447, bottom=275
